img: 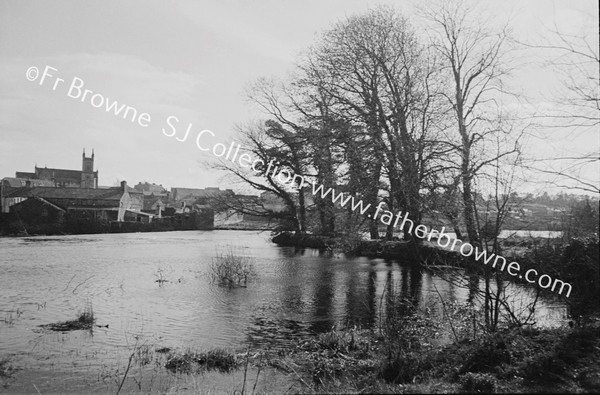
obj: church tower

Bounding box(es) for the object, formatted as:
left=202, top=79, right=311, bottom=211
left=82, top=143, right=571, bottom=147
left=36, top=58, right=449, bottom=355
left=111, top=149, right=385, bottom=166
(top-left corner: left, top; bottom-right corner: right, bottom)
left=81, top=148, right=98, bottom=188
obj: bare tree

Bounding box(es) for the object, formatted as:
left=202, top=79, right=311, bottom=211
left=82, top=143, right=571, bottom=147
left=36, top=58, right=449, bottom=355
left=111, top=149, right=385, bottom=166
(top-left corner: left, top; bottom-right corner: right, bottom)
left=302, top=6, right=447, bottom=240
left=420, top=0, right=519, bottom=247
left=210, top=121, right=308, bottom=233
left=521, top=19, right=600, bottom=194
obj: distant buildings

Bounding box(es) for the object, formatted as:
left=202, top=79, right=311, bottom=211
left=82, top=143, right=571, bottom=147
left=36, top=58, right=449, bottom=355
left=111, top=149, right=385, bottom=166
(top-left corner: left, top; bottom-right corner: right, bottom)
left=15, top=149, right=98, bottom=188
left=0, top=177, right=54, bottom=212
left=143, top=195, right=166, bottom=218
left=171, top=186, right=234, bottom=203
left=0, top=150, right=282, bottom=235
left=260, top=191, right=289, bottom=213
left=134, top=182, right=168, bottom=196
left=5, top=180, right=145, bottom=223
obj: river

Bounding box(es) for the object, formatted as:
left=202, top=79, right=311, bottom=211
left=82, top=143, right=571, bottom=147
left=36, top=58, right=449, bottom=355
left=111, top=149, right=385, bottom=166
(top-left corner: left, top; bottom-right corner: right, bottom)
left=0, top=230, right=567, bottom=389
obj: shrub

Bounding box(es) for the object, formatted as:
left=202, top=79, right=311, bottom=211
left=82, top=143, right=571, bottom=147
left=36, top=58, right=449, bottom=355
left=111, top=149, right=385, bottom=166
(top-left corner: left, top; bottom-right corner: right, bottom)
left=379, top=350, right=433, bottom=384
left=318, top=331, right=351, bottom=352
left=460, top=335, right=511, bottom=374
left=521, top=327, right=600, bottom=384
left=208, top=250, right=256, bottom=288
left=459, top=372, right=497, bottom=393
left=521, top=349, right=568, bottom=383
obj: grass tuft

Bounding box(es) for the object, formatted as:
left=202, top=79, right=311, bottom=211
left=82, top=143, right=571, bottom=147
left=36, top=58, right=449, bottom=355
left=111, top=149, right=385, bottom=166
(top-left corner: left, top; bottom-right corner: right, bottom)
left=165, top=348, right=237, bottom=374
left=0, top=357, right=15, bottom=379
left=208, top=249, right=256, bottom=288
left=39, top=303, right=95, bottom=331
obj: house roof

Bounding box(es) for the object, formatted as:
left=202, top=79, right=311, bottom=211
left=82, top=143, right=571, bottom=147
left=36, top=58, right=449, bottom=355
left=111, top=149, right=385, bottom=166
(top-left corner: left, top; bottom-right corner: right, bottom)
left=5, top=186, right=123, bottom=201
left=142, top=190, right=168, bottom=196
left=12, top=197, right=66, bottom=212
left=171, top=187, right=234, bottom=200
left=133, top=182, right=166, bottom=194
left=2, top=177, right=54, bottom=188
left=143, top=195, right=165, bottom=210
left=125, top=186, right=143, bottom=194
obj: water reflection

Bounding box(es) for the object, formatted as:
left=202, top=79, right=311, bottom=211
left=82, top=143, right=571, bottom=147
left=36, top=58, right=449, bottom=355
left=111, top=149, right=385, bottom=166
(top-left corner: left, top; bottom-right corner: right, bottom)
left=0, top=230, right=567, bottom=375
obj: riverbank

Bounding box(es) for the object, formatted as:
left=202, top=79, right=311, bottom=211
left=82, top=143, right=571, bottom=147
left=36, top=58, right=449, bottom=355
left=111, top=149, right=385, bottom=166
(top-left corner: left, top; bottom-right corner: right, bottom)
left=214, top=221, right=276, bottom=231
left=3, top=316, right=598, bottom=393
left=0, top=210, right=214, bottom=236
left=0, top=219, right=276, bottom=237
left=271, top=231, right=466, bottom=265
left=270, top=322, right=600, bottom=393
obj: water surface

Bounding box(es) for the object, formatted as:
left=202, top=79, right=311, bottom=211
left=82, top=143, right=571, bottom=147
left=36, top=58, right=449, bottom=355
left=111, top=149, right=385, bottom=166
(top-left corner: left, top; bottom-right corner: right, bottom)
left=0, top=230, right=566, bottom=378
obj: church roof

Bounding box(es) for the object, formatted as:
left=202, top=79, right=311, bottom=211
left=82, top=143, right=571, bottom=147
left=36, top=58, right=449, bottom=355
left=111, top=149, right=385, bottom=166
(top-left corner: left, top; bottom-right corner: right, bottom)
left=15, top=172, right=36, bottom=178
left=35, top=167, right=83, bottom=181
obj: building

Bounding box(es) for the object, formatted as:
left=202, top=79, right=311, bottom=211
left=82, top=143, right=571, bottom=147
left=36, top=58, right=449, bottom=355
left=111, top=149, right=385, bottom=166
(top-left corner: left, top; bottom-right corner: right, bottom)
left=134, top=182, right=168, bottom=197
left=143, top=195, right=166, bottom=218
left=1, top=178, right=54, bottom=213
left=2, top=180, right=217, bottom=235
left=15, top=149, right=98, bottom=188
left=7, top=197, right=67, bottom=235
left=5, top=181, right=145, bottom=223
left=171, top=187, right=234, bottom=203
left=260, top=191, right=289, bottom=213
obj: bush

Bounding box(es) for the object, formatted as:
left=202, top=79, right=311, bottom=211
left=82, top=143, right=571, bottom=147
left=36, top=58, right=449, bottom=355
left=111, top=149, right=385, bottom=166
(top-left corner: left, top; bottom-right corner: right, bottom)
left=521, top=327, right=600, bottom=384
left=521, top=235, right=599, bottom=318
left=521, top=349, right=568, bottom=383
left=460, top=335, right=511, bottom=374
left=318, top=330, right=353, bottom=352
left=459, top=372, right=497, bottom=393
left=379, top=350, right=433, bottom=384
left=208, top=250, right=256, bottom=288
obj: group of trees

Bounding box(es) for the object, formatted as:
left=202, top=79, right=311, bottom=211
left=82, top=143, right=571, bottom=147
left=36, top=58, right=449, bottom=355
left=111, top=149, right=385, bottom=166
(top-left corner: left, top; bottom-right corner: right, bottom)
left=213, top=2, right=597, bottom=248
left=208, top=1, right=598, bottom=331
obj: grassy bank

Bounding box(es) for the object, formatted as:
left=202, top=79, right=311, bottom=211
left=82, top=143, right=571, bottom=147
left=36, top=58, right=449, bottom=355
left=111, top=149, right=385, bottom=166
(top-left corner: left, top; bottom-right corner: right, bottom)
left=3, top=318, right=599, bottom=393
left=266, top=320, right=600, bottom=393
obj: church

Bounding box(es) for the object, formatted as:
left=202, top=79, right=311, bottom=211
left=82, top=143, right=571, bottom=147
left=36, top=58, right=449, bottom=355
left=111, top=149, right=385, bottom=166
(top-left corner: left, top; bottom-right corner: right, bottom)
left=15, top=149, right=98, bottom=188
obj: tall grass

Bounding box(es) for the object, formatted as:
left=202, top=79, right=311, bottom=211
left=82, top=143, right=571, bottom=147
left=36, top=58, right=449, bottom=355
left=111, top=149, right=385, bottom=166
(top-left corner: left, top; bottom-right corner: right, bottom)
left=208, top=250, right=256, bottom=288
left=40, top=302, right=95, bottom=331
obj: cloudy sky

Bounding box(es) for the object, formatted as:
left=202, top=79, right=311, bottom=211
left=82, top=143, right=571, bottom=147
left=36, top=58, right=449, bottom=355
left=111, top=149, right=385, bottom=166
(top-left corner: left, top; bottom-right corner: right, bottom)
left=0, top=0, right=597, bottom=193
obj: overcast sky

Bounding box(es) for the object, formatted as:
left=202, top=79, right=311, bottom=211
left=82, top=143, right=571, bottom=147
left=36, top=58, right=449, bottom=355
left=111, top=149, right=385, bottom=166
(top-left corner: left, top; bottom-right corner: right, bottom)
left=1, top=0, right=597, bottom=194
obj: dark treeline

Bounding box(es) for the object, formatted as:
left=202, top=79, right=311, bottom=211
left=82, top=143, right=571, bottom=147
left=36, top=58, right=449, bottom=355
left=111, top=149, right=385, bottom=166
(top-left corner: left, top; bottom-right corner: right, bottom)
left=213, top=2, right=598, bottom=248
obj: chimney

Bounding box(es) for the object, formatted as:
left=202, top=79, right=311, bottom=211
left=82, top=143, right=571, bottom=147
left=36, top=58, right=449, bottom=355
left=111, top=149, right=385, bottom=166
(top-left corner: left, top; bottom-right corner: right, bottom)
left=25, top=180, right=31, bottom=188
left=121, top=180, right=127, bottom=191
